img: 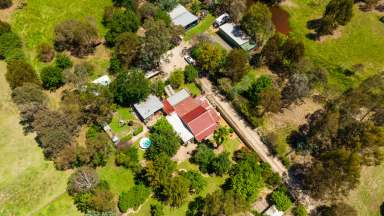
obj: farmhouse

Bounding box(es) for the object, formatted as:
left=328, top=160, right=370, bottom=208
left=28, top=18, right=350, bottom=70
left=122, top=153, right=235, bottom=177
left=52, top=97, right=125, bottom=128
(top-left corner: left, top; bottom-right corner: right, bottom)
left=163, top=89, right=220, bottom=142
left=218, top=23, right=256, bottom=51
left=169, top=4, right=198, bottom=30
left=134, top=95, right=163, bottom=122
left=166, top=112, right=194, bottom=143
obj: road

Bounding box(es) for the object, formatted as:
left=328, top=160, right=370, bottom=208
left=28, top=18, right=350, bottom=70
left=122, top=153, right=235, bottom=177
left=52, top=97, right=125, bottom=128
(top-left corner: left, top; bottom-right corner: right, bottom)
left=199, top=78, right=287, bottom=175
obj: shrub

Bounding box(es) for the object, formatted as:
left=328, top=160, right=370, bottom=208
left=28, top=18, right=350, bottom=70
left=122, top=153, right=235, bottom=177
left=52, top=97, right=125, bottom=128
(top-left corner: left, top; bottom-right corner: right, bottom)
left=40, top=66, right=64, bottom=90
left=150, top=203, right=164, bottom=216
left=181, top=170, right=207, bottom=193
left=293, top=204, right=307, bottom=216
left=0, top=32, right=22, bottom=59
left=55, top=53, right=73, bottom=69
left=12, top=83, right=46, bottom=105
left=0, top=0, right=12, bottom=9
left=54, top=19, right=99, bottom=56
left=0, top=20, right=11, bottom=36
left=38, top=43, right=55, bottom=62
left=115, top=146, right=140, bottom=172
left=5, top=48, right=25, bottom=62
left=184, top=65, right=198, bottom=83
left=6, top=60, right=39, bottom=89
left=133, top=125, right=143, bottom=136
left=169, top=69, right=184, bottom=89
left=118, top=184, right=151, bottom=212
left=271, top=190, right=292, bottom=211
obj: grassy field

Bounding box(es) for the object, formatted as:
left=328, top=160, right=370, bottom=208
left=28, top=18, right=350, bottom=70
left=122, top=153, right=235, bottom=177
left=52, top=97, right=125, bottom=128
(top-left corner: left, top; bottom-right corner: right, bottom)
left=347, top=164, right=384, bottom=216
left=184, top=14, right=215, bottom=41
left=284, top=0, right=384, bottom=94
left=35, top=193, right=82, bottom=216
left=0, top=61, right=79, bottom=215
left=11, top=0, right=112, bottom=72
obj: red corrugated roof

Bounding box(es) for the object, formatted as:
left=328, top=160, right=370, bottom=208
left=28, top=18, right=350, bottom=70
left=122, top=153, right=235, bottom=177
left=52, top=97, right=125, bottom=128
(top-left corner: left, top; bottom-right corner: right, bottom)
left=187, top=110, right=219, bottom=141
left=174, top=97, right=200, bottom=118
left=163, top=100, right=175, bottom=114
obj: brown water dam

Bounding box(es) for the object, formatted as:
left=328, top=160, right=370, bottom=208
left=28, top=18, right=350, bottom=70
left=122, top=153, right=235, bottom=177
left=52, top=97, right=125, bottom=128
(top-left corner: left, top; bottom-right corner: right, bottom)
left=246, top=1, right=292, bottom=35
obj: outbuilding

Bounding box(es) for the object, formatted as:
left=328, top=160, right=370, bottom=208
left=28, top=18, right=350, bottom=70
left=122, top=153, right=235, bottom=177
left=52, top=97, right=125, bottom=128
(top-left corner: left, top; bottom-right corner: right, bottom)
left=218, top=23, right=256, bottom=51
left=134, top=95, right=163, bottom=122
left=169, top=4, right=199, bottom=29
left=92, top=75, right=111, bottom=86
left=166, top=112, right=194, bottom=143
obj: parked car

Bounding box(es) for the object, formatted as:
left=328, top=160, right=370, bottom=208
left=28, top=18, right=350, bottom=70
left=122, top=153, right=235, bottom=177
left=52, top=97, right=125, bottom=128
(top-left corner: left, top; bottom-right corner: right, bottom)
left=214, top=13, right=230, bottom=28
left=184, top=55, right=196, bottom=65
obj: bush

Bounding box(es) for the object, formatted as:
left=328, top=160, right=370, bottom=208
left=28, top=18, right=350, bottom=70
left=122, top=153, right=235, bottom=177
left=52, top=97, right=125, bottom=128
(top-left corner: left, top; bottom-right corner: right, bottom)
left=133, top=125, right=143, bottom=136
left=6, top=60, right=40, bottom=89
left=150, top=203, right=164, bottom=216
left=0, top=32, right=22, bottom=59
left=169, top=69, right=184, bottom=89
left=0, top=0, right=12, bottom=9
left=115, top=146, right=140, bottom=172
left=118, top=184, right=151, bottom=212
left=12, top=83, right=46, bottom=105
left=184, top=65, right=198, bottom=83
left=271, top=190, right=292, bottom=211
left=0, top=20, right=11, bottom=36
left=293, top=204, right=307, bottom=216
left=181, top=170, right=207, bottom=193
left=54, top=19, right=99, bottom=56
left=5, top=48, right=25, bottom=62
left=38, top=43, right=55, bottom=62
left=40, top=66, right=64, bottom=90
left=55, top=54, right=73, bottom=69
left=105, top=9, right=140, bottom=45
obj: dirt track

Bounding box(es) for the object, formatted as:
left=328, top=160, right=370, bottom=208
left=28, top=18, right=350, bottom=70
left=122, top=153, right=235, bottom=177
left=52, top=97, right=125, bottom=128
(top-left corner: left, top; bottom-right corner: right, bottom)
left=199, top=78, right=287, bottom=175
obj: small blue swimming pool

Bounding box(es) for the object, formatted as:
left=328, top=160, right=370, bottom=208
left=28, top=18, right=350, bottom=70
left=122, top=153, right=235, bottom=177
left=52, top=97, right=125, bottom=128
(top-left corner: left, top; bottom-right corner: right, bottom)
left=139, top=137, right=152, bottom=149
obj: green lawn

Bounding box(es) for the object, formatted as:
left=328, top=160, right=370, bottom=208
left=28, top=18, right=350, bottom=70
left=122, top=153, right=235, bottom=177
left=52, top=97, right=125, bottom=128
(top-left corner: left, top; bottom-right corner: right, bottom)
left=184, top=14, right=215, bottom=41
left=284, top=0, right=384, bottom=94
left=11, top=0, right=112, bottom=72
left=223, top=137, right=242, bottom=159
left=110, top=107, right=137, bottom=137
left=0, top=61, right=78, bottom=215
left=348, top=164, right=384, bottom=216
left=35, top=193, right=82, bottom=216
left=97, top=158, right=135, bottom=195
left=183, top=82, right=202, bottom=96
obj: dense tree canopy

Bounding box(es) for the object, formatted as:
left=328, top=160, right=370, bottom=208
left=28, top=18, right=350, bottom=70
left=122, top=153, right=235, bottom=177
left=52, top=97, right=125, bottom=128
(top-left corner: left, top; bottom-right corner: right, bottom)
left=191, top=41, right=227, bottom=75
left=224, top=48, right=250, bottom=82
left=145, top=153, right=176, bottom=188
left=6, top=60, right=40, bottom=89
left=54, top=19, right=99, bottom=56
left=162, top=176, right=190, bottom=207
left=105, top=9, right=140, bottom=45
left=114, top=32, right=141, bottom=69
left=221, top=0, right=247, bottom=23
left=111, top=69, right=151, bottom=105
left=146, top=117, right=181, bottom=160
left=40, top=66, right=64, bottom=90
left=240, top=3, right=275, bottom=45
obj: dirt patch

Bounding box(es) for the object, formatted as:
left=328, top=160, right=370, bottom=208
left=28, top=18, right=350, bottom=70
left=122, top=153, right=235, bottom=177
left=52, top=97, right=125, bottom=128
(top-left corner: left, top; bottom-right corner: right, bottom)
left=263, top=97, right=322, bottom=132
left=172, top=143, right=197, bottom=163
left=0, top=1, right=19, bottom=22
left=319, top=26, right=344, bottom=42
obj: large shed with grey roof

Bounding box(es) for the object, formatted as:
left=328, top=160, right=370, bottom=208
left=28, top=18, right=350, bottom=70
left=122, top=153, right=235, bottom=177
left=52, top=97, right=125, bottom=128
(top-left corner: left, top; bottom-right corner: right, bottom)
left=134, top=95, right=163, bottom=121
left=218, top=23, right=256, bottom=51
left=169, top=4, right=198, bottom=29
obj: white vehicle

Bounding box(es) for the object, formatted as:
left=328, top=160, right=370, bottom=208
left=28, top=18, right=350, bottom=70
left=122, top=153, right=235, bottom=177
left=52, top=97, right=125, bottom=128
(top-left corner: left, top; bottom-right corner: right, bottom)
left=184, top=55, right=196, bottom=65
left=214, top=13, right=230, bottom=28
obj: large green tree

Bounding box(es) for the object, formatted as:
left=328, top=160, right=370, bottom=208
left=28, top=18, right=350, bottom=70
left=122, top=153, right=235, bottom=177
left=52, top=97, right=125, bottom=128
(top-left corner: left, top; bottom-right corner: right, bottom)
left=40, top=66, right=64, bottom=90
left=240, top=2, right=275, bottom=45
left=191, top=41, right=227, bottom=75
left=145, top=153, right=176, bottom=188
left=162, top=176, right=190, bottom=207
left=110, top=69, right=151, bottom=105
left=6, top=60, right=40, bottom=89
left=105, top=9, right=140, bottom=45
left=54, top=19, right=99, bottom=56
left=224, top=48, right=250, bottom=82
left=114, top=32, right=141, bottom=68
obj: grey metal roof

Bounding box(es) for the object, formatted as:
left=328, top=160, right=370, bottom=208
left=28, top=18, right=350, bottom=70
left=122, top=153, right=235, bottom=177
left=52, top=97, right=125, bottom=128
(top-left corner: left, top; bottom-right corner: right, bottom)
left=169, top=4, right=198, bottom=28
left=219, top=23, right=251, bottom=46
left=167, top=89, right=190, bottom=106
left=134, top=95, right=163, bottom=120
